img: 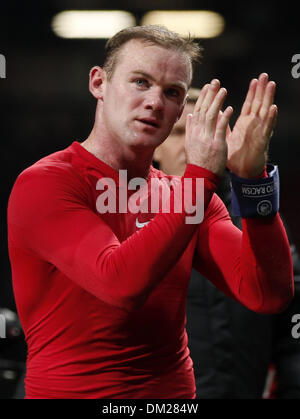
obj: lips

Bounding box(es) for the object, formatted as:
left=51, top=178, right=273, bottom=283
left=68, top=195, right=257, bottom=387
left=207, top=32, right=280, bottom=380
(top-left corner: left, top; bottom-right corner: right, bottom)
left=136, top=118, right=160, bottom=128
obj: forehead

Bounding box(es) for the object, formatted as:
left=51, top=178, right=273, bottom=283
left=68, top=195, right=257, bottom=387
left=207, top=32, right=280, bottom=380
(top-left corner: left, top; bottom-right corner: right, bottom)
left=114, top=39, right=192, bottom=88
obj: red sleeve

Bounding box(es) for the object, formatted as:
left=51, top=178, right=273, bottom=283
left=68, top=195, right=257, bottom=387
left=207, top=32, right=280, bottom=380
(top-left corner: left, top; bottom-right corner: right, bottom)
left=194, top=195, right=294, bottom=314
left=7, top=163, right=218, bottom=312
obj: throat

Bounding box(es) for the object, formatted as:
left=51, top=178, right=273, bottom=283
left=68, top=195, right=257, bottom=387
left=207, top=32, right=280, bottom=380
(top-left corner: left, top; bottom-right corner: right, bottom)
left=80, top=137, right=152, bottom=181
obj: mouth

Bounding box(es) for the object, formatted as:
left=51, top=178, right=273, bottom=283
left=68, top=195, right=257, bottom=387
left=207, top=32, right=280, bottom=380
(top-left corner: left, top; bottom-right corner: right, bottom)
left=136, top=118, right=160, bottom=129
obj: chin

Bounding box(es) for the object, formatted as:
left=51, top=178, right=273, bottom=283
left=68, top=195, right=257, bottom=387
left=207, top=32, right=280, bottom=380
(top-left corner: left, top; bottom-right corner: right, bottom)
left=129, top=132, right=164, bottom=148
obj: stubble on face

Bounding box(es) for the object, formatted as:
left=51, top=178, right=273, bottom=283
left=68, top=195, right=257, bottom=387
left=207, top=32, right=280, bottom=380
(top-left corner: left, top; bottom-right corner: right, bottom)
left=155, top=102, right=195, bottom=176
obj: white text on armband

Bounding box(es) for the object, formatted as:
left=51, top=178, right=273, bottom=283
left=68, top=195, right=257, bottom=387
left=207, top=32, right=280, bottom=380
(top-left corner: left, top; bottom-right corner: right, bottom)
left=241, top=182, right=277, bottom=197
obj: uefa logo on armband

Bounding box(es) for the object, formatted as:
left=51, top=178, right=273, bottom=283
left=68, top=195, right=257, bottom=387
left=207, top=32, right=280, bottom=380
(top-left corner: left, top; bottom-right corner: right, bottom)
left=257, top=200, right=272, bottom=216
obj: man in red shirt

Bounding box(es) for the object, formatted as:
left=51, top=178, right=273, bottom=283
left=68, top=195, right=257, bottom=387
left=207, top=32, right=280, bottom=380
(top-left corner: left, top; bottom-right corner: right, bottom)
left=7, top=25, right=293, bottom=398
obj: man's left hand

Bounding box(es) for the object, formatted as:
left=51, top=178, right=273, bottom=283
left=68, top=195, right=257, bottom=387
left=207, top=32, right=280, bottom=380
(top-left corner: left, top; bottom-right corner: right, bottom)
left=226, top=73, right=277, bottom=178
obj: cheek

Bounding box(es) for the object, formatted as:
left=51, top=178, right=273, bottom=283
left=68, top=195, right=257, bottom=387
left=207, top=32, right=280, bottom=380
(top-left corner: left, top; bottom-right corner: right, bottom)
left=166, top=108, right=183, bottom=130
left=109, top=84, right=131, bottom=109
left=164, top=120, right=179, bottom=139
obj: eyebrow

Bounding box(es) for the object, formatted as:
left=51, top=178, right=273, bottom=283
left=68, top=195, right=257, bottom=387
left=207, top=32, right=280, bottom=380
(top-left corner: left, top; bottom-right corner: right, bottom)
left=131, top=70, right=188, bottom=92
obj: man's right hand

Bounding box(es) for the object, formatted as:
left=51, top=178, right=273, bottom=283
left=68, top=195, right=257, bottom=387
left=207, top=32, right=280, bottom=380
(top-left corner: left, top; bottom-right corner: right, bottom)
left=185, top=79, right=233, bottom=176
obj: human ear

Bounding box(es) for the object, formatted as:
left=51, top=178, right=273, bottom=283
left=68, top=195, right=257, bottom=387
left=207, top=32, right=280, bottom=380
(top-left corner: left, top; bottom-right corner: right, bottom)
left=89, top=66, right=107, bottom=100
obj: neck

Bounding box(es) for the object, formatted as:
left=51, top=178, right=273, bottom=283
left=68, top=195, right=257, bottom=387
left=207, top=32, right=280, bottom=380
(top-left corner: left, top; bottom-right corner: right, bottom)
left=81, top=125, right=154, bottom=181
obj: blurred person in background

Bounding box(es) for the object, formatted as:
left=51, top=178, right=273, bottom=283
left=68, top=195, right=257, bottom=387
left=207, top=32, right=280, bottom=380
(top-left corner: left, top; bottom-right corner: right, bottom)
left=154, top=88, right=300, bottom=399
left=0, top=307, right=25, bottom=399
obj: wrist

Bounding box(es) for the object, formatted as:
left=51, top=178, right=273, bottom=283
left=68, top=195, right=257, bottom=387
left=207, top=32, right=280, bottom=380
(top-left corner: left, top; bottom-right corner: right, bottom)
left=231, top=166, right=267, bottom=179
left=185, top=163, right=220, bottom=181
left=229, top=164, right=279, bottom=217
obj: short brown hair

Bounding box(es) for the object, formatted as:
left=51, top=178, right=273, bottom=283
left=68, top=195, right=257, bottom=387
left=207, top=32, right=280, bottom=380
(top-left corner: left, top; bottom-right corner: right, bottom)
left=103, top=25, right=203, bottom=82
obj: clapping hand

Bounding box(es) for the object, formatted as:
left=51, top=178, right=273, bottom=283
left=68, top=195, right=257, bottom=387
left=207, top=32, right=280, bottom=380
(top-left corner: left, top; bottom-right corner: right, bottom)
left=226, top=73, right=277, bottom=178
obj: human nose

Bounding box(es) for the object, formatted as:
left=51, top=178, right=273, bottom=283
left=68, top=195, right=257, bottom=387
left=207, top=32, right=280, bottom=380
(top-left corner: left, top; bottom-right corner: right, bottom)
left=144, top=88, right=164, bottom=111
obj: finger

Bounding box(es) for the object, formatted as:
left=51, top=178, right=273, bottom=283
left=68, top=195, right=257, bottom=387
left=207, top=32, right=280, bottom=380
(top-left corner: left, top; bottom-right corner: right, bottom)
left=204, top=87, right=228, bottom=138
left=263, top=104, right=278, bottom=140
left=217, top=111, right=231, bottom=136
left=185, top=113, right=193, bottom=139
left=226, top=122, right=231, bottom=137
left=259, top=81, right=276, bottom=121
left=215, top=106, right=233, bottom=143
left=193, top=84, right=209, bottom=113
left=195, top=79, right=220, bottom=121
left=241, top=78, right=257, bottom=115
left=251, top=73, right=269, bottom=115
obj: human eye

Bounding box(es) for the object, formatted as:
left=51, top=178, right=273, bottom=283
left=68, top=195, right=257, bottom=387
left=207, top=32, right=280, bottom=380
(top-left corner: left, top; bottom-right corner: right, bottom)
left=134, top=78, right=149, bottom=88
left=165, top=88, right=181, bottom=98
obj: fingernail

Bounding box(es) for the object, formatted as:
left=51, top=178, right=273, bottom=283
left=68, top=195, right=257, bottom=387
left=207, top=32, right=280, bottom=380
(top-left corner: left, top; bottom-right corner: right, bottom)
left=259, top=73, right=268, bottom=79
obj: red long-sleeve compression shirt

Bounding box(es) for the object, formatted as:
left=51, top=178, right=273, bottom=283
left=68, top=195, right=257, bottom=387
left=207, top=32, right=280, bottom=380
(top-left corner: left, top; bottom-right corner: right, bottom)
left=7, top=141, right=293, bottom=398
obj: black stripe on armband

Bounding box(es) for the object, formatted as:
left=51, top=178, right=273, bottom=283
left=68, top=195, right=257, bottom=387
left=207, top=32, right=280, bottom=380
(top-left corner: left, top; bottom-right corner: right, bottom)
left=230, top=164, right=279, bottom=217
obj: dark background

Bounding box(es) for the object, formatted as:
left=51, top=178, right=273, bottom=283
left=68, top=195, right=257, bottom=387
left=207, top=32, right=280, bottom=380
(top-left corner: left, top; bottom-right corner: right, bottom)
left=1, top=0, right=299, bottom=311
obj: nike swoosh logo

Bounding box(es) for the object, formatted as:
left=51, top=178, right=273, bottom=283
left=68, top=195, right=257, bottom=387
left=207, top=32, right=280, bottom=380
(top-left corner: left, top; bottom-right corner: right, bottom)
left=136, top=218, right=150, bottom=229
